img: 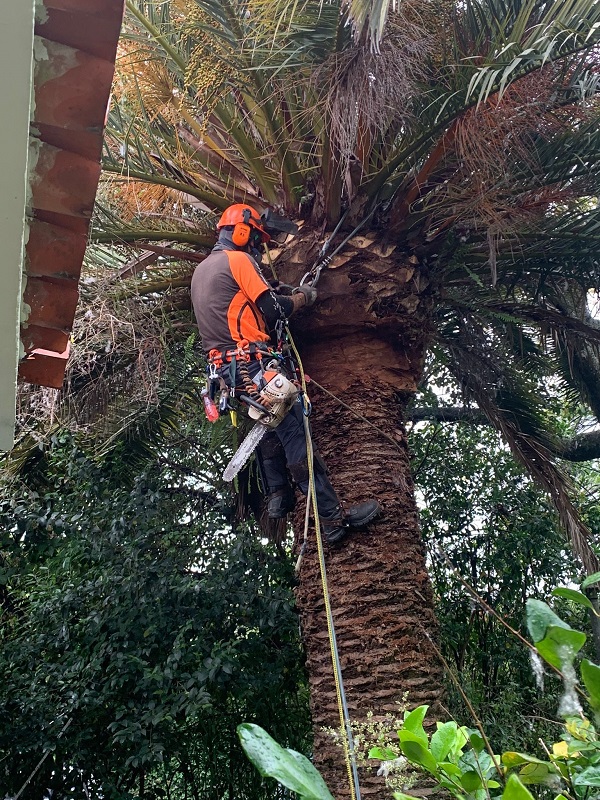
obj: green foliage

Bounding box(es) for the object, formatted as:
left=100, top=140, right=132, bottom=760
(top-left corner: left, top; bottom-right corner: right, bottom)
left=0, top=433, right=310, bottom=798
left=365, top=600, right=600, bottom=800
left=233, top=572, right=600, bottom=800
left=238, top=723, right=335, bottom=800
left=410, top=416, right=579, bottom=751
left=371, top=709, right=501, bottom=800
left=526, top=598, right=587, bottom=670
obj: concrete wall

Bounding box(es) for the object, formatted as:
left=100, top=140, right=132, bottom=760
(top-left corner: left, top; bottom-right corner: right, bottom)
left=0, top=2, right=35, bottom=450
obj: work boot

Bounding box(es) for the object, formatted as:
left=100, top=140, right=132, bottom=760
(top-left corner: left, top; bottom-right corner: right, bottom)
left=345, top=499, right=382, bottom=528
left=267, top=486, right=296, bottom=519
left=321, top=500, right=382, bottom=545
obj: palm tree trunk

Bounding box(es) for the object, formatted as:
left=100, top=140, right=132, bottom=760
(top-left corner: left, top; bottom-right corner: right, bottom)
left=293, top=334, right=443, bottom=799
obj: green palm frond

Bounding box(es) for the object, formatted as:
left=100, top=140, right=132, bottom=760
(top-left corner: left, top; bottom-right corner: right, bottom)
left=365, top=0, right=600, bottom=223
left=338, top=0, right=392, bottom=52
left=442, top=0, right=600, bottom=104
left=92, top=199, right=215, bottom=250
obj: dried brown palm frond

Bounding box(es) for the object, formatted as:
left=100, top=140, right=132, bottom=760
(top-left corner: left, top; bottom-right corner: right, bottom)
left=443, top=326, right=600, bottom=576
left=415, top=77, right=598, bottom=259
left=477, top=385, right=599, bottom=576
left=313, top=10, right=432, bottom=176
left=455, top=69, right=567, bottom=189
left=16, top=243, right=197, bottom=442
left=101, top=177, right=192, bottom=224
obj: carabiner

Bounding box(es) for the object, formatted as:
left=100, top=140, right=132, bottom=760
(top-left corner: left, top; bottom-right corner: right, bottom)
left=300, top=392, right=312, bottom=417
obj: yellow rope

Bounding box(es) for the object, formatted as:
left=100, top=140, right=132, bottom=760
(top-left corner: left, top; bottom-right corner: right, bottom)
left=287, top=327, right=360, bottom=800
left=261, top=239, right=360, bottom=795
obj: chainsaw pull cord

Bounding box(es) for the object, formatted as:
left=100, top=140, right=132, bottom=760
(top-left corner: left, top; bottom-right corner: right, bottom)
left=287, top=326, right=362, bottom=800
left=236, top=359, right=266, bottom=408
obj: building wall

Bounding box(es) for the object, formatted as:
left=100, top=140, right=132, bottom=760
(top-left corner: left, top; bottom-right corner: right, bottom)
left=0, top=2, right=35, bottom=449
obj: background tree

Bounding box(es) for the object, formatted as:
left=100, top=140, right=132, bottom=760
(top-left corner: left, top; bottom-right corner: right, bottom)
left=0, top=418, right=310, bottom=799
left=15, top=0, right=600, bottom=795
left=9, top=362, right=600, bottom=797
left=406, top=360, right=600, bottom=753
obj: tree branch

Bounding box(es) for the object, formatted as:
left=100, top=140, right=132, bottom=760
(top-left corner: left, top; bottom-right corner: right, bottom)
left=410, top=406, right=600, bottom=462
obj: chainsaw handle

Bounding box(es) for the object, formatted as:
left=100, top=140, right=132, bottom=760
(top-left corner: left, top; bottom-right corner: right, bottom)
left=239, top=393, right=268, bottom=414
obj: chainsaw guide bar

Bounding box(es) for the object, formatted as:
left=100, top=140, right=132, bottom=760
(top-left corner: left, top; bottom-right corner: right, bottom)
left=223, top=422, right=267, bottom=481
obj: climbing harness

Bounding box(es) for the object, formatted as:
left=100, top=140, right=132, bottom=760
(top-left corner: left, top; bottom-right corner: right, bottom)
left=203, top=341, right=288, bottom=422
left=288, top=327, right=363, bottom=800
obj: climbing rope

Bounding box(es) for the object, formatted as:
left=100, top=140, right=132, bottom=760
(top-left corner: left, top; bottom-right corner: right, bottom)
left=287, top=328, right=362, bottom=800
left=14, top=717, right=72, bottom=799
left=308, top=377, right=405, bottom=454
left=262, top=239, right=369, bottom=798
left=300, top=206, right=379, bottom=288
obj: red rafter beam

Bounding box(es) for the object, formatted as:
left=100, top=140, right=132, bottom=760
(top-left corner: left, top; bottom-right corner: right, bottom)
left=19, top=0, right=125, bottom=389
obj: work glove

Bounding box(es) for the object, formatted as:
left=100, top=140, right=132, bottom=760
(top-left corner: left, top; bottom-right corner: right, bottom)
left=272, top=282, right=295, bottom=296
left=292, top=285, right=318, bottom=307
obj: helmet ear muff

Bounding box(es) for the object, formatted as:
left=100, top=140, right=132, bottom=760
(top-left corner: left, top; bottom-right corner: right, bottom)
left=232, top=222, right=251, bottom=247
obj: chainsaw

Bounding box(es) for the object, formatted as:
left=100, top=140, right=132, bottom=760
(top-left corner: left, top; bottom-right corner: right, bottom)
left=223, top=365, right=299, bottom=481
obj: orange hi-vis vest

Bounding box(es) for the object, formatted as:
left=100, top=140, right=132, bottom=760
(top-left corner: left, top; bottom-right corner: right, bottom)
left=191, top=249, right=271, bottom=353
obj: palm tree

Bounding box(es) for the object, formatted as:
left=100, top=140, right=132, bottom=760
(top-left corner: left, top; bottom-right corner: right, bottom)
left=91, top=0, right=600, bottom=794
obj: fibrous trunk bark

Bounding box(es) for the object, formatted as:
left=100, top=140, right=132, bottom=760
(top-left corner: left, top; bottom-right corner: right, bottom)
left=278, top=233, right=443, bottom=797
left=293, top=336, right=443, bottom=799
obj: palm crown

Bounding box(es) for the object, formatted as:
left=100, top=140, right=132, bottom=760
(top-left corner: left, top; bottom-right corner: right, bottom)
left=91, top=0, right=600, bottom=552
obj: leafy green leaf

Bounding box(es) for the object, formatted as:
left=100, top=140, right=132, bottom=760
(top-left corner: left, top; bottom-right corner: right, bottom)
left=535, top=625, right=586, bottom=670
left=573, top=765, right=600, bottom=787
left=581, top=659, right=600, bottom=712
left=503, top=753, right=551, bottom=768
left=582, top=573, right=600, bottom=590
left=526, top=599, right=570, bottom=642
left=460, top=770, right=482, bottom=791
left=431, top=721, right=461, bottom=762
left=469, top=732, right=486, bottom=753
left=552, top=587, right=595, bottom=611
left=398, top=731, right=438, bottom=774
left=402, top=705, right=429, bottom=746
left=518, top=762, right=558, bottom=785
left=369, top=746, right=398, bottom=761
left=502, top=773, right=536, bottom=800
left=237, top=723, right=334, bottom=800
left=439, top=762, right=463, bottom=777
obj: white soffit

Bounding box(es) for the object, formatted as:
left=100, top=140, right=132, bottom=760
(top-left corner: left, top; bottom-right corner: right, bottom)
left=0, top=2, right=35, bottom=451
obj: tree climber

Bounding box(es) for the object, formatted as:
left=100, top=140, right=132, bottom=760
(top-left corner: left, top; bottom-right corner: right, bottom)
left=191, top=203, right=381, bottom=544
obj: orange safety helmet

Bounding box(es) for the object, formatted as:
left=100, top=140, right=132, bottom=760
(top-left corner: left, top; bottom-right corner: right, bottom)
left=217, top=204, right=271, bottom=247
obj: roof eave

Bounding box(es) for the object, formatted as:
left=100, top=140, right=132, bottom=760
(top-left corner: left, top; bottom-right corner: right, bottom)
left=19, top=0, right=125, bottom=391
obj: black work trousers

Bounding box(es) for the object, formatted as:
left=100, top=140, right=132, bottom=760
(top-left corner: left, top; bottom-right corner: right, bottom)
left=223, top=358, right=341, bottom=520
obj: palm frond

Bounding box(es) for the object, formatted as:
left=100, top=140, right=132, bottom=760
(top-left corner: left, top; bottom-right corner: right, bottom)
left=442, top=331, right=600, bottom=575
left=462, top=0, right=600, bottom=105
